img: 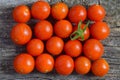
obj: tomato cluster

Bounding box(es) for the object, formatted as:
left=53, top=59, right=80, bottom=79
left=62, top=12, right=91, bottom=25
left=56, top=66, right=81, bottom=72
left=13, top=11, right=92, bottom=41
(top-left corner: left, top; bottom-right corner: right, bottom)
left=11, top=1, right=110, bottom=77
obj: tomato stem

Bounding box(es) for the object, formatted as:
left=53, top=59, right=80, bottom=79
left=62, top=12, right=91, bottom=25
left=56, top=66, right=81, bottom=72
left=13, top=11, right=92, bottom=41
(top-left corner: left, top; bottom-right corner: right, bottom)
left=70, top=20, right=90, bottom=41
left=98, top=0, right=101, bottom=5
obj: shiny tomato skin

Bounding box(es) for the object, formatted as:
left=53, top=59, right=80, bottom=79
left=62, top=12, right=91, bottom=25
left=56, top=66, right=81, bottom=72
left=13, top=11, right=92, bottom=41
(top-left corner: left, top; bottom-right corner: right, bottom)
left=34, top=20, right=53, bottom=40
left=54, top=20, right=73, bottom=38
left=51, top=2, right=68, bottom=20
left=91, top=58, right=109, bottom=77
left=73, top=23, right=90, bottom=41
left=55, top=55, right=74, bottom=75
left=90, top=22, right=110, bottom=40
left=13, top=5, right=31, bottom=23
left=13, top=53, right=35, bottom=74
left=10, top=23, right=32, bottom=45
left=31, top=1, right=50, bottom=20
left=26, top=39, right=44, bottom=56
left=75, top=56, right=91, bottom=75
left=68, top=5, right=87, bottom=23
left=36, top=53, right=54, bottom=73
left=46, top=36, right=64, bottom=55
left=88, top=4, right=106, bottom=21
left=83, top=39, right=104, bottom=61
left=64, top=40, right=82, bottom=57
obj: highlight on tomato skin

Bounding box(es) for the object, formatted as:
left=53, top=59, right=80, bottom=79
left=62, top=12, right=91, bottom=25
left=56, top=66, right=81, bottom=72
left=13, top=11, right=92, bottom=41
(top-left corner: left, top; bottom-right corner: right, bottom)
left=75, top=56, right=91, bottom=75
left=51, top=2, right=68, bottom=20
left=83, top=39, right=104, bottom=61
left=12, top=5, right=31, bottom=23
left=68, top=5, right=87, bottom=23
left=26, top=39, right=44, bottom=56
left=31, top=1, right=51, bottom=20
left=87, top=4, right=106, bottom=21
left=35, top=53, right=54, bottom=73
left=10, top=23, right=32, bottom=45
left=54, top=20, right=73, bottom=38
left=46, top=36, right=64, bottom=56
left=13, top=53, right=35, bottom=74
left=55, top=55, right=74, bottom=75
left=90, top=22, right=110, bottom=40
left=91, top=58, right=109, bottom=77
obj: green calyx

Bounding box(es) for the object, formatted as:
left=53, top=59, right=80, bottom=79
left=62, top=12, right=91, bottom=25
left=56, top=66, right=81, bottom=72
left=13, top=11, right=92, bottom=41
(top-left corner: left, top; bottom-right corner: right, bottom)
left=70, top=20, right=90, bottom=41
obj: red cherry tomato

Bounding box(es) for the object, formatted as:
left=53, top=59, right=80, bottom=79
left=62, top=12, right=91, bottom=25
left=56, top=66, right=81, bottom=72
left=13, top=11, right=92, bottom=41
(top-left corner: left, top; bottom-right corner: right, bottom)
left=26, top=39, right=44, bottom=56
left=90, top=22, right=110, bottom=40
left=51, top=2, right=68, bottom=20
left=10, top=23, right=32, bottom=45
left=55, top=55, right=74, bottom=75
left=68, top=5, right=87, bottom=23
left=34, top=20, right=53, bottom=40
left=36, top=53, right=54, bottom=73
left=64, top=40, right=82, bottom=57
left=46, top=36, right=64, bottom=55
left=88, top=4, right=106, bottom=21
left=75, top=56, right=91, bottom=75
left=31, top=1, right=50, bottom=20
left=91, top=58, right=109, bottom=77
left=73, top=23, right=90, bottom=41
left=83, top=39, right=104, bottom=61
left=54, top=20, right=73, bottom=38
left=13, top=53, right=35, bottom=74
left=12, top=5, right=31, bottom=23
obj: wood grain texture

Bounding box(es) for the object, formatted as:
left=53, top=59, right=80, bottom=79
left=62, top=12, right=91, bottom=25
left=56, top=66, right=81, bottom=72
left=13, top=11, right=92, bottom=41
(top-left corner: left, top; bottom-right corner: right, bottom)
left=0, top=0, right=120, bottom=80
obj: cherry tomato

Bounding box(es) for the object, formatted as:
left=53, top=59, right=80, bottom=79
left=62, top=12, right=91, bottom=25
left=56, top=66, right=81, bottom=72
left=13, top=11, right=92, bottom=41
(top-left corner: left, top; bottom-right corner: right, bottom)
left=51, top=2, right=68, bottom=20
left=12, top=5, right=31, bottom=23
left=34, top=20, right=53, bottom=40
left=46, top=36, right=64, bottom=55
left=10, top=23, right=32, bottom=45
left=54, top=20, right=72, bottom=38
left=36, top=53, right=54, bottom=73
left=31, top=1, right=50, bottom=20
left=88, top=4, right=106, bottom=21
left=26, top=39, right=44, bottom=56
left=90, top=22, right=110, bottom=40
left=13, top=53, right=35, bottom=74
left=83, top=39, right=104, bottom=61
left=73, top=23, right=90, bottom=41
left=91, top=58, right=109, bottom=77
left=55, top=55, right=74, bottom=75
left=75, top=56, right=91, bottom=75
left=64, top=40, right=82, bottom=57
left=68, top=5, right=87, bottom=23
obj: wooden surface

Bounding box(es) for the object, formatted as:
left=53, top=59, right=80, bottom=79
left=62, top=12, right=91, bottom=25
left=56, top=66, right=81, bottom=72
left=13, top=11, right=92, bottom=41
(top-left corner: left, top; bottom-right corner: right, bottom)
left=0, top=0, right=120, bottom=80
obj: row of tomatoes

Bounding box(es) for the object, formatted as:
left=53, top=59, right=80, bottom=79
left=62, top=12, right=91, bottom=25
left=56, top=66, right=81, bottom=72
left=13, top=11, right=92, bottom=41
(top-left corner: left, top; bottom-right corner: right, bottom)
left=10, top=1, right=110, bottom=77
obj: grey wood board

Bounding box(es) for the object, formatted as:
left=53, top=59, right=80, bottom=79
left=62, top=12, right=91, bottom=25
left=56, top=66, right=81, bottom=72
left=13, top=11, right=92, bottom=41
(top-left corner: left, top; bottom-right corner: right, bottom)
left=0, top=0, right=120, bottom=80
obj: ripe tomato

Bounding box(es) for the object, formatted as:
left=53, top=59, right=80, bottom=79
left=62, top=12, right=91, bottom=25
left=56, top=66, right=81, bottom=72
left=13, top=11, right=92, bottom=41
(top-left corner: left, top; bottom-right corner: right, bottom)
left=46, top=36, right=64, bottom=55
left=75, top=56, right=91, bottom=75
left=64, top=40, right=82, bottom=57
left=34, top=20, right=53, bottom=40
left=73, top=23, right=90, bottom=41
left=51, top=2, right=68, bottom=20
left=90, top=22, right=110, bottom=40
left=91, top=58, right=109, bottom=77
left=13, top=53, right=35, bottom=74
left=10, top=23, right=32, bottom=45
left=36, top=53, right=54, bottom=73
left=55, top=55, right=74, bottom=75
left=26, top=39, right=44, bottom=56
left=12, top=5, right=31, bottom=23
left=88, top=4, right=106, bottom=21
left=31, top=1, right=50, bottom=20
left=68, top=5, right=87, bottom=23
left=54, top=20, right=72, bottom=38
left=83, top=39, right=104, bottom=61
